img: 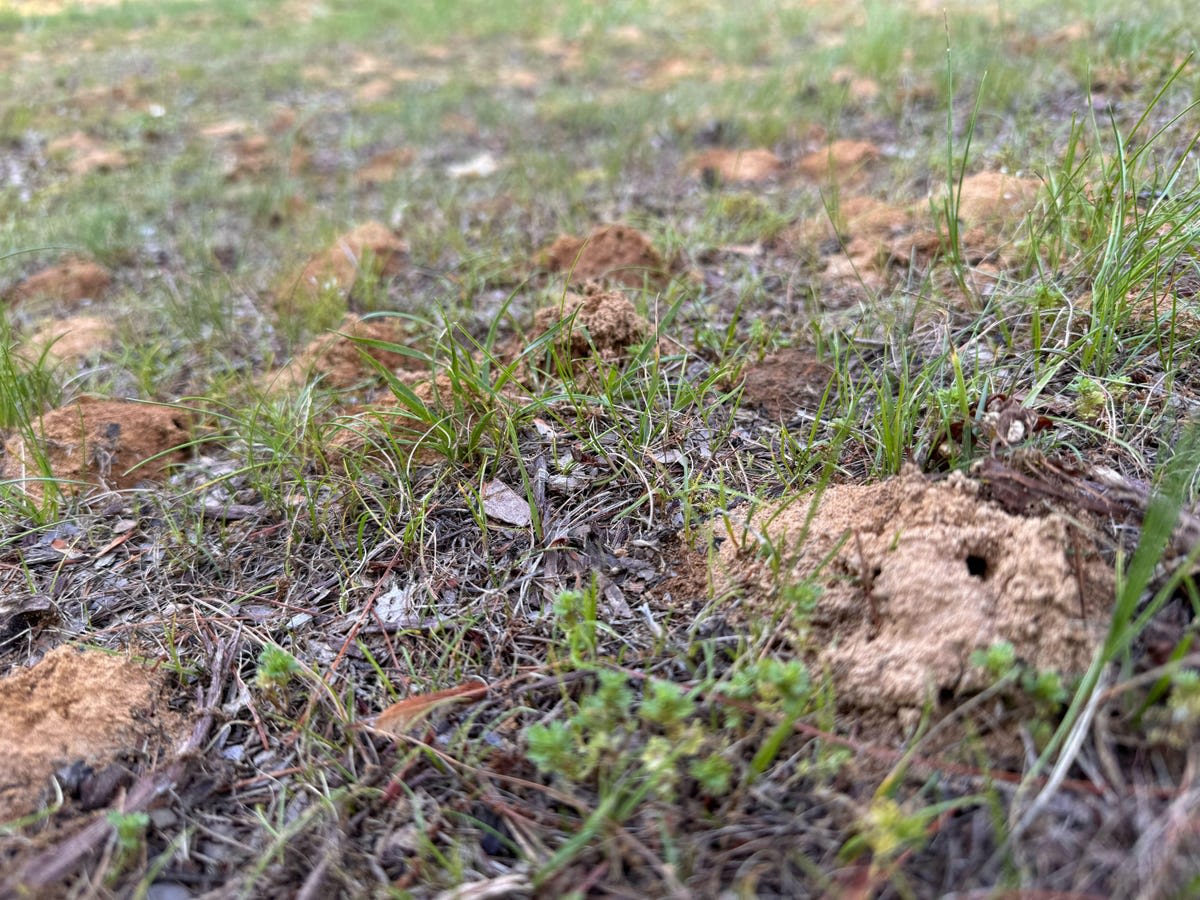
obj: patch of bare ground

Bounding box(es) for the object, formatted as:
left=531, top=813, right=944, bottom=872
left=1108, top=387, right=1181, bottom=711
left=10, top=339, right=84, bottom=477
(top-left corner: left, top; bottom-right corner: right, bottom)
left=717, top=468, right=1112, bottom=719
left=738, top=347, right=834, bottom=419
left=529, top=282, right=650, bottom=362
left=2, top=397, right=191, bottom=493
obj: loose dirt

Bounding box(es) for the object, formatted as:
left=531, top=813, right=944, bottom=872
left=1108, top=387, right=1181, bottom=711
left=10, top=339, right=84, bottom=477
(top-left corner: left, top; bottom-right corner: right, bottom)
left=263, top=313, right=417, bottom=392
left=738, top=347, right=834, bottom=419
left=795, top=139, right=881, bottom=185
left=3, top=397, right=191, bottom=493
left=0, top=645, right=177, bottom=821
left=6, top=257, right=112, bottom=307
left=20, top=314, right=115, bottom=365
left=530, top=283, right=651, bottom=362
left=538, top=224, right=672, bottom=289
left=688, top=148, right=783, bottom=184
left=45, top=131, right=129, bottom=177
left=281, top=221, right=409, bottom=310
left=951, top=171, right=1042, bottom=226
left=717, top=468, right=1111, bottom=715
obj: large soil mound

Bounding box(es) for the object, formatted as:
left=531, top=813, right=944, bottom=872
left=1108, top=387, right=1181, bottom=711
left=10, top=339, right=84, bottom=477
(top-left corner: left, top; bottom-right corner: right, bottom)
left=719, top=469, right=1112, bottom=713
left=0, top=646, right=177, bottom=820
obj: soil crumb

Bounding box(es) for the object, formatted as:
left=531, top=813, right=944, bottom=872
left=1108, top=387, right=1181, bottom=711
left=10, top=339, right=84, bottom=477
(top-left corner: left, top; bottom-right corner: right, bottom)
left=3, top=397, right=191, bottom=493
left=282, top=221, right=408, bottom=309
left=689, top=148, right=783, bottom=183
left=539, top=224, right=671, bottom=289
left=719, top=468, right=1111, bottom=714
left=21, top=314, right=115, bottom=365
left=531, top=283, right=650, bottom=361
left=0, top=645, right=176, bottom=820
left=6, top=257, right=112, bottom=306
left=739, top=347, right=833, bottom=418
left=264, top=314, right=417, bottom=392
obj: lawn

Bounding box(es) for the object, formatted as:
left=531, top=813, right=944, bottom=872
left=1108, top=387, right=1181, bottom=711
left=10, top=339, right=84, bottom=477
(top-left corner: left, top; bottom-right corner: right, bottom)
left=1, top=0, right=1200, bottom=895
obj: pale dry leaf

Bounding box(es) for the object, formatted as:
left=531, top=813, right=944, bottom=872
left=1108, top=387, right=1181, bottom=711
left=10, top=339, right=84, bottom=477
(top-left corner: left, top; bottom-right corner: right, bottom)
left=481, top=479, right=532, bottom=526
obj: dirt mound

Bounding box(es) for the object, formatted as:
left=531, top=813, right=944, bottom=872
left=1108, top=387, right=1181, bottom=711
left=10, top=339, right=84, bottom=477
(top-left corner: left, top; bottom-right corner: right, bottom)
left=531, top=283, right=650, bottom=361
left=3, top=397, right=191, bottom=493
left=46, top=131, right=129, bottom=176
left=355, top=147, right=415, bottom=185
left=795, top=139, right=880, bottom=185
left=688, top=148, right=782, bottom=184
left=281, top=221, right=408, bottom=310
left=739, top=347, right=833, bottom=418
left=6, top=257, right=112, bottom=306
left=951, top=171, right=1042, bottom=226
left=781, top=196, right=927, bottom=293
left=21, top=315, right=115, bottom=364
left=0, top=645, right=177, bottom=820
left=719, top=469, right=1111, bottom=714
left=538, top=224, right=671, bottom=289
left=264, top=314, right=417, bottom=392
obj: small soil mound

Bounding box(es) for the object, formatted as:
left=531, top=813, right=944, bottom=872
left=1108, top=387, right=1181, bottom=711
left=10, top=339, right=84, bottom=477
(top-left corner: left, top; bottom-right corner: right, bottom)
left=0, top=645, right=177, bottom=820
left=538, top=224, right=671, bottom=289
left=951, top=171, right=1042, bottom=226
left=6, top=257, right=112, bottom=306
left=281, top=222, right=408, bottom=310
left=688, top=148, right=782, bottom=184
left=355, top=147, right=415, bottom=185
left=739, top=347, right=834, bottom=418
left=795, top=139, right=880, bottom=185
left=718, top=469, right=1111, bottom=714
left=21, top=315, right=115, bottom=364
left=531, top=283, right=650, bottom=362
left=264, top=314, right=417, bottom=392
left=46, top=131, right=128, bottom=176
left=3, top=397, right=191, bottom=493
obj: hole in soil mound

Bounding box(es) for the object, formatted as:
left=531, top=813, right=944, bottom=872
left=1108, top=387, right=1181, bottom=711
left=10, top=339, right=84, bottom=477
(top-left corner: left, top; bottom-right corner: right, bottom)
left=717, top=468, right=1112, bottom=714
left=965, top=553, right=989, bottom=579
left=0, top=646, right=180, bottom=820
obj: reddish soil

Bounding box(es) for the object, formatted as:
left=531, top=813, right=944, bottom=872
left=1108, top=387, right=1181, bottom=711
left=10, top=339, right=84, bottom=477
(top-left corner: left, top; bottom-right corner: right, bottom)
left=45, top=131, right=129, bottom=176
left=739, top=347, right=834, bottom=419
left=3, top=397, right=191, bottom=493
left=6, top=257, right=112, bottom=307
left=539, top=224, right=672, bottom=289
left=688, top=148, right=783, bottom=183
left=281, top=221, right=409, bottom=309
left=530, top=283, right=651, bottom=361
left=20, top=314, right=115, bottom=365
left=795, top=139, right=881, bottom=185
left=263, top=313, right=417, bottom=392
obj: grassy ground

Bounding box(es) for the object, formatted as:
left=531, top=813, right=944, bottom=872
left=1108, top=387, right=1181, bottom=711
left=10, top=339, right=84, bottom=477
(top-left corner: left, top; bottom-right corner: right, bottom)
left=2, top=0, right=1200, bottom=896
